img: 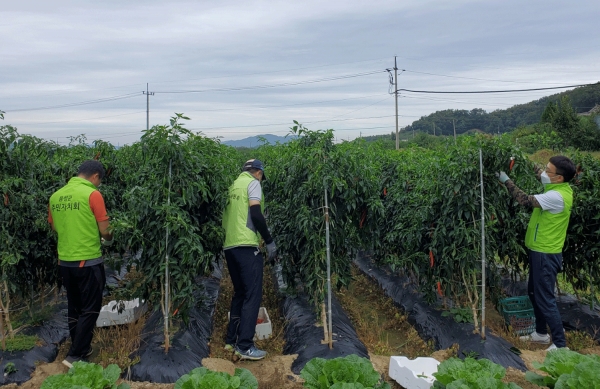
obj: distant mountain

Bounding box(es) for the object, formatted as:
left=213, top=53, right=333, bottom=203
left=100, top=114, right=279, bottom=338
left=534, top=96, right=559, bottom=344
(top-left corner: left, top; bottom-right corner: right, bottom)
left=223, top=134, right=296, bottom=148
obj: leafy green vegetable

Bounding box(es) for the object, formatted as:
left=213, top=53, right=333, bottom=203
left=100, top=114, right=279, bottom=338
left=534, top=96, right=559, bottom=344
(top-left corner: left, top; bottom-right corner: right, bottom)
left=300, top=354, right=390, bottom=389
left=40, top=361, right=130, bottom=389
left=442, top=308, right=474, bottom=324
left=433, top=357, right=522, bottom=389
left=526, top=348, right=600, bottom=388
left=554, top=360, right=600, bottom=388
left=174, top=366, right=258, bottom=389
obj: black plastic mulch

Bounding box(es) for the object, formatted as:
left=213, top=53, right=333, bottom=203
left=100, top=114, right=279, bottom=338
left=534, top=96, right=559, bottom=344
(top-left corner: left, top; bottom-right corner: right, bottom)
left=271, top=264, right=370, bottom=375
left=125, top=264, right=222, bottom=383
left=355, top=254, right=527, bottom=371
left=0, top=301, right=69, bottom=385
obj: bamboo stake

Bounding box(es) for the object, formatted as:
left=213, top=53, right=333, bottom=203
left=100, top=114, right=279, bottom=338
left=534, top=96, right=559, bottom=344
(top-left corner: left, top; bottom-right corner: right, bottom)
left=0, top=308, right=5, bottom=350
left=479, top=148, right=486, bottom=340
left=321, top=303, right=329, bottom=344
left=164, top=159, right=172, bottom=353
left=325, top=187, right=333, bottom=349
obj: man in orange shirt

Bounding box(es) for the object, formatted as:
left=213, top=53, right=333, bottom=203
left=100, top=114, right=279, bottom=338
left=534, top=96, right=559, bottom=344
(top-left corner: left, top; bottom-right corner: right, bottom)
left=49, top=160, right=113, bottom=367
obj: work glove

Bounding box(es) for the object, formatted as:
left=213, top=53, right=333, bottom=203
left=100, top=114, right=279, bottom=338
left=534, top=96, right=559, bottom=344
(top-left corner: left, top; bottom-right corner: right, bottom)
left=266, top=241, right=277, bottom=261
left=495, top=171, right=510, bottom=184
left=101, top=237, right=114, bottom=247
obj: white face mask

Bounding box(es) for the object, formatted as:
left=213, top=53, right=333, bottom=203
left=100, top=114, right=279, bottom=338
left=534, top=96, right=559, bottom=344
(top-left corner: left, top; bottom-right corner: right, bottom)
left=540, top=171, right=552, bottom=184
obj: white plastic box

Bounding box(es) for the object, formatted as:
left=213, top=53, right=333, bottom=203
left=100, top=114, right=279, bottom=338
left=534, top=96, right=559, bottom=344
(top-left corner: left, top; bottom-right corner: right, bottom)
left=389, top=356, right=440, bottom=389
left=228, top=307, right=272, bottom=340
left=96, top=298, right=147, bottom=327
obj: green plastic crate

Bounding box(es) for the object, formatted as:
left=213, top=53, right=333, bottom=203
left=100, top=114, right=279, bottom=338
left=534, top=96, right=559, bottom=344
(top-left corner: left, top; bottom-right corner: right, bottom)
left=498, top=296, right=535, bottom=336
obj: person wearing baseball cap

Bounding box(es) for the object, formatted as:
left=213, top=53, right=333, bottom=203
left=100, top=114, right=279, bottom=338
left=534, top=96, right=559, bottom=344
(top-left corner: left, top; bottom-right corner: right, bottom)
left=242, top=159, right=267, bottom=181
left=221, top=159, right=276, bottom=360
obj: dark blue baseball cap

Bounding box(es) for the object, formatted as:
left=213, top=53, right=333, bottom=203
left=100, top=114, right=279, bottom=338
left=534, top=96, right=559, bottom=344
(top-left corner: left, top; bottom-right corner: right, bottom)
left=243, top=159, right=266, bottom=180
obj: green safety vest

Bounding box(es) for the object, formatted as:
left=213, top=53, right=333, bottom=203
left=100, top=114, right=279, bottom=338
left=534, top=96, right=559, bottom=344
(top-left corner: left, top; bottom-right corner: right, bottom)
left=222, top=172, right=263, bottom=249
left=525, top=183, right=573, bottom=254
left=49, top=177, right=102, bottom=261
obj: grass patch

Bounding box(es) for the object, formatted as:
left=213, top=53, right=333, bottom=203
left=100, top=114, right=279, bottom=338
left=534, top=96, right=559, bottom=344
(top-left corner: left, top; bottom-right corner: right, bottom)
left=528, top=149, right=560, bottom=165
left=92, top=310, right=146, bottom=370
left=557, top=273, right=600, bottom=308
left=335, top=266, right=434, bottom=358
left=588, top=151, right=600, bottom=160
left=2, top=334, right=39, bottom=351
left=566, top=330, right=598, bottom=351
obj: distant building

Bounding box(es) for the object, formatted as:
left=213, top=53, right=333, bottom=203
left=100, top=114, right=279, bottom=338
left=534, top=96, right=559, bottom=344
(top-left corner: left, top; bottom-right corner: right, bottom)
left=578, top=104, right=600, bottom=127
left=578, top=104, right=600, bottom=116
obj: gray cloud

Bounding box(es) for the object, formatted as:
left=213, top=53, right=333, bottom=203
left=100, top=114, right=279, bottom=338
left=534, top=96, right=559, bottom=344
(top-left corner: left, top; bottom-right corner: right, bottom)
left=1, top=0, right=598, bottom=144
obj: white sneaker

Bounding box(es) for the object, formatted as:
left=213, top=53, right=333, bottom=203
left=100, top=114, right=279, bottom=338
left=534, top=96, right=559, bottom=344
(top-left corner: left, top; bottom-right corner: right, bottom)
left=519, top=331, right=551, bottom=344
left=546, top=344, right=569, bottom=352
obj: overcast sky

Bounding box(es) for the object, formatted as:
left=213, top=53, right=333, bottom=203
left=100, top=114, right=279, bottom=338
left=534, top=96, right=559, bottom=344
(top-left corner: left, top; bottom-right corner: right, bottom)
left=1, top=0, right=598, bottom=145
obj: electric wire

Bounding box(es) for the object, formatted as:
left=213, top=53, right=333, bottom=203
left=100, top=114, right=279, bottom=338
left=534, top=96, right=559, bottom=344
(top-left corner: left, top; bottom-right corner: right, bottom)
left=15, top=111, right=146, bottom=125
left=402, top=69, right=581, bottom=85
left=148, top=58, right=389, bottom=84
left=396, top=83, right=593, bottom=94
left=153, top=70, right=386, bottom=93
left=6, top=92, right=141, bottom=113
left=153, top=94, right=389, bottom=114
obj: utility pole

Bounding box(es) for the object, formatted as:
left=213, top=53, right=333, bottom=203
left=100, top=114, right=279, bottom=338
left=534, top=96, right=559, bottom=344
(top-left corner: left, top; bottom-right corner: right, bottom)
left=453, top=119, right=457, bottom=143
left=394, top=56, right=399, bottom=150
left=143, top=83, right=155, bottom=131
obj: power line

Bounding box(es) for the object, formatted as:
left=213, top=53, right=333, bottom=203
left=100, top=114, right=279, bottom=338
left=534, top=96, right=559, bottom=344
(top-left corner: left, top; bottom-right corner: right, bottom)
left=396, top=83, right=594, bottom=94
left=193, top=125, right=396, bottom=135
left=0, top=59, right=389, bottom=100
left=147, top=58, right=389, bottom=84
left=153, top=70, right=386, bottom=93
left=402, top=69, right=568, bottom=85
left=326, top=96, right=393, bottom=121
left=5, top=92, right=141, bottom=113
left=187, top=114, right=399, bottom=132
left=400, top=94, right=515, bottom=108
left=14, top=111, right=146, bottom=125
left=158, top=94, right=390, bottom=113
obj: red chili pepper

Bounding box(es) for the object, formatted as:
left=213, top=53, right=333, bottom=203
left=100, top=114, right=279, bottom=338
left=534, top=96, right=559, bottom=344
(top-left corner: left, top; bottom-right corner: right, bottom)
left=3, top=193, right=8, bottom=206
left=429, top=250, right=434, bottom=268
left=508, top=157, right=515, bottom=172
left=359, top=209, right=367, bottom=228
left=383, top=187, right=387, bottom=196
left=437, top=281, right=443, bottom=297
left=94, top=152, right=101, bottom=160
left=491, top=214, right=495, bottom=221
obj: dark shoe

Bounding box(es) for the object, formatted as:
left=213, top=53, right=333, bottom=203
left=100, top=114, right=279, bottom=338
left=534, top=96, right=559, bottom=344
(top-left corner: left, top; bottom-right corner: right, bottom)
left=234, top=345, right=267, bottom=361
left=62, top=355, right=83, bottom=368
left=84, top=347, right=94, bottom=357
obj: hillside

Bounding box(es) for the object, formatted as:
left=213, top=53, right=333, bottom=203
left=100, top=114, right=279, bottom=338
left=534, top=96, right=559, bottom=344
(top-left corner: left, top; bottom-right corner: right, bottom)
left=404, top=82, right=600, bottom=136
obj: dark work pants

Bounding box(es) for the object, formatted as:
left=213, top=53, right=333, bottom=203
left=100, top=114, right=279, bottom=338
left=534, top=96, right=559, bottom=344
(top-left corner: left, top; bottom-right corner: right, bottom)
left=60, top=264, right=106, bottom=358
left=528, top=250, right=566, bottom=347
left=224, top=247, right=264, bottom=351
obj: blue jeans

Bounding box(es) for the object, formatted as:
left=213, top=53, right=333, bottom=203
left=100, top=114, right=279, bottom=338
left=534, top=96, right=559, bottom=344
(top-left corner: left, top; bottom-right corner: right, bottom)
left=528, top=250, right=565, bottom=347
left=224, top=247, right=264, bottom=351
